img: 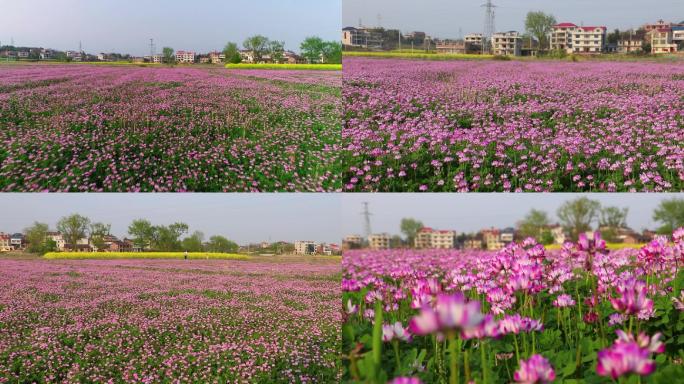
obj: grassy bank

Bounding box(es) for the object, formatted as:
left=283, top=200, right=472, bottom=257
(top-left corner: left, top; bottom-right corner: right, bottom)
left=43, top=252, right=251, bottom=260
left=225, top=63, right=342, bottom=70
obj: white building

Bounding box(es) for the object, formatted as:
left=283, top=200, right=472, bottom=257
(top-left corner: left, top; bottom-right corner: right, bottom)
left=492, top=31, right=522, bottom=56
left=0, top=233, right=11, bottom=252
left=617, top=39, right=643, bottom=53
left=175, top=50, right=195, bottom=63
left=208, top=51, right=225, bottom=64
left=551, top=23, right=607, bottom=54
left=415, top=228, right=457, bottom=249
left=650, top=28, right=678, bottom=54
left=47, top=232, right=65, bottom=251
left=465, top=33, right=484, bottom=45
left=367, top=233, right=391, bottom=250
left=294, top=241, right=317, bottom=255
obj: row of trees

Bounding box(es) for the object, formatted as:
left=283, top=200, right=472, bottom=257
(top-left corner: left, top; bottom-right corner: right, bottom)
left=24, top=214, right=238, bottom=255
left=394, top=198, right=684, bottom=248
left=160, top=35, right=342, bottom=65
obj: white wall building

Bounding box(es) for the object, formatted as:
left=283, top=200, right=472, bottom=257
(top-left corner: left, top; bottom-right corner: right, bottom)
left=367, top=233, right=391, bottom=250
left=492, top=31, right=522, bottom=56
left=175, top=50, right=195, bottom=63
left=294, top=240, right=317, bottom=255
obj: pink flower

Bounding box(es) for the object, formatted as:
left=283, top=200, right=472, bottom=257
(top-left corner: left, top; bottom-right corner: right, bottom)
left=597, top=333, right=661, bottom=379
left=389, top=377, right=422, bottom=384
left=382, top=321, right=412, bottom=342
left=610, top=278, right=653, bottom=316
left=408, top=293, right=484, bottom=335
left=552, top=294, right=575, bottom=308
left=514, top=354, right=556, bottom=383
left=672, top=290, right=684, bottom=311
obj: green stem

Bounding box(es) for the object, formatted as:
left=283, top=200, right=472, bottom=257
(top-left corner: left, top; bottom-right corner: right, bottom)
left=371, top=301, right=383, bottom=371
left=513, top=333, right=520, bottom=363
left=480, top=341, right=488, bottom=384
left=448, top=332, right=460, bottom=384
left=464, top=348, right=471, bottom=383
left=393, top=341, right=401, bottom=373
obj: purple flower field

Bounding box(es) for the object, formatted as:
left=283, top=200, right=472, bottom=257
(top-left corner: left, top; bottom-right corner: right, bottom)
left=342, top=230, right=684, bottom=383
left=0, top=64, right=341, bottom=192
left=0, top=257, right=340, bottom=383
left=342, top=58, right=684, bottom=192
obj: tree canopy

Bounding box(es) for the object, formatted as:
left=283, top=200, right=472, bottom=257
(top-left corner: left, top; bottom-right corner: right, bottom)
left=557, top=197, right=601, bottom=241
left=243, top=35, right=270, bottom=62
left=400, top=218, right=424, bottom=248
left=653, top=198, right=684, bottom=234
left=222, top=42, right=241, bottom=64
left=517, top=209, right=550, bottom=239
left=57, top=214, right=90, bottom=250
left=525, top=11, right=557, bottom=51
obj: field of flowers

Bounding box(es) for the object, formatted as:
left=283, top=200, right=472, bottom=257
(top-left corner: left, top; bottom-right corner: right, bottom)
left=0, top=257, right=340, bottom=383
left=342, top=58, right=684, bottom=192
left=0, top=64, right=341, bottom=191
left=42, top=252, right=250, bottom=260
left=342, top=230, right=684, bottom=383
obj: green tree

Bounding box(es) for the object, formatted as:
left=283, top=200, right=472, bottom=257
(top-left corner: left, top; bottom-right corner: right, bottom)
left=322, top=41, right=342, bottom=64
left=243, top=35, right=269, bottom=62
left=557, top=197, right=601, bottom=241
left=517, top=209, right=550, bottom=239
left=152, top=222, right=189, bottom=251
left=162, top=47, right=175, bottom=64
left=539, top=230, right=555, bottom=245
left=525, top=11, right=557, bottom=52
left=400, top=218, right=424, bottom=248
left=268, top=40, right=285, bottom=63
left=57, top=214, right=91, bottom=250
left=24, top=222, right=52, bottom=254
left=222, top=42, right=241, bottom=63
left=206, top=235, right=239, bottom=253
left=599, top=206, right=629, bottom=242
left=300, top=36, right=325, bottom=63
left=390, top=235, right=404, bottom=249
left=128, top=219, right=155, bottom=251
left=89, top=222, right=111, bottom=251
left=182, top=231, right=205, bottom=252
left=653, top=198, right=684, bottom=234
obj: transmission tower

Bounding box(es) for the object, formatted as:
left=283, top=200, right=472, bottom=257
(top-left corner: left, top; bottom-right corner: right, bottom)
left=361, top=202, right=372, bottom=238
left=149, top=38, right=155, bottom=57
left=482, top=0, right=496, bottom=54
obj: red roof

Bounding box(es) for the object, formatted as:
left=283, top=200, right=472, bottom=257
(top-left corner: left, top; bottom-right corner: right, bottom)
left=555, top=23, right=577, bottom=27
left=579, top=26, right=607, bottom=31
left=656, top=27, right=672, bottom=33
left=419, top=227, right=434, bottom=233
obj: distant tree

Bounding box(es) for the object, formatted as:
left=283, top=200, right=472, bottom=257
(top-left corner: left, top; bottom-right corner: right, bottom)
left=300, top=36, right=325, bottom=63
left=517, top=209, right=550, bottom=240
left=243, top=35, right=270, bottom=62
left=598, top=206, right=628, bottom=242
left=390, top=235, right=404, bottom=249
left=128, top=219, right=155, bottom=251
left=400, top=218, right=424, bottom=248
left=89, top=222, right=111, bottom=251
left=525, top=11, right=557, bottom=52
left=206, top=235, right=239, bottom=253
left=162, top=47, right=175, bottom=64
left=222, top=42, right=241, bottom=63
left=607, top=29, right=621, bottom=45
left=653, top=198, right=684, bottom=234
left=322, top=41, right=342, bottom=64
left=24, top=222, right=53, bottom=254
left=557, top=197, right=601, bottom=241
left=642, top=43, right=652, bottom=54
left=151, top=222, right=189, bottom=252
left=539, top=230, right=555, bottom=245
left=57, top=214, right=91, bottom=250
left=182, top=231, right=205, bottom=252
left=268, top=40, right=285, bottom=63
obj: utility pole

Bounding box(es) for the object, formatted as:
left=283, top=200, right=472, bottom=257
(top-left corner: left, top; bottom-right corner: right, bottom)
left=362, top=202, right=372, bottom=239
left=482, top=0, right=496, bottom=54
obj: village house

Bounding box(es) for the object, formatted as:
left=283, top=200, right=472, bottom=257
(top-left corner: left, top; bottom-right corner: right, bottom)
left=10, top=233, right=25, bottom=250
left=643, top=19, right=672, bottom=33
left=435, top=39, right=465, bottom=54
left=464, top=33, right=484, bottom=46
left=415, top=227, right=457, bottom=249
left=480, top=228, right=504, bottom=251
left=342, top=234, right=364, bottom=251
left=551, top=23, right=607, bottom=54
left=342, top=27, right=383, bottom=50
left=492, top=31, right=522, bottom=56
left=0, top=233, right=12, bottom=252
left=463, top=234, right=484, bottom=250
left=208, top=51, right=226, bottom=64
left=616, top=39, right=643, bottom=53
left=17, top=51, right=29, bottom=59
left=367, top=233, right=391, bottom=250
left=649, top=27, right=678, bottom=53
left=65, top=50, right=82, bottom=61
left=46, top=232, right=65, bottom=250
left=175, top=50, right=195, bottom=63
left=283, top=51, right=304, bottom=64
left=294, top=240, right=317, bottom=255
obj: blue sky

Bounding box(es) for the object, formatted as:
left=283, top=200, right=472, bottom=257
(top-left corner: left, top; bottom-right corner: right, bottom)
left=341, top=194, right=679, bottom=236
left=0, top=194, right=342, bottom=244
left=0, top=0, right=341, bottom=55
left=343, top=0, right=684, bottom=38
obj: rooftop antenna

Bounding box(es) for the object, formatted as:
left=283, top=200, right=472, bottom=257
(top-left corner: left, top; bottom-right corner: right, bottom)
left=482, top=0, right=496, bottom=54
left=362, top=202, right=372, bottom=238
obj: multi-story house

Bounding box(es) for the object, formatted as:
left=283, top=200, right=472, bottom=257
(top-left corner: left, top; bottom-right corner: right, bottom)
left=672, top=26, right=684, bottom=45
left=175, top=50, right=195, bottom=63
left=342, top=235, right=363, bottom=250
left=415, top=228, right=456, bottom=249
left=342, top=27, right=384, bottom=50
left=481, top=228, right=503, bottom=251
left=465, top=33, right=483, bottom=46
left=367, top=233, right=391, bottom=250
left=208, top=51, right=225, bottom=64
left=65, top=50, right=82, bottom=61
left=643, top=19, right=672, bottom=33
left=10, top=233, right=25, bottom=250
left=463, top=234, right=483, bottom=250
left=435, top=40, right=465, bottom=54
left=500, top=228, right=515, bottom=244
left=46, top=232, right=65, bottom=250
left=551, top=23, right=606, bottom=54
left=294, top=241, right=317, bottom=255
left=650, top=27, right=678, bottom=53
left=617, top=39, right=643, bottom=53
left=492, top=31, right=522, bottom=56
left=0, top=233, right=12, bottom=252
left=548, top=225, right=566, bottom=245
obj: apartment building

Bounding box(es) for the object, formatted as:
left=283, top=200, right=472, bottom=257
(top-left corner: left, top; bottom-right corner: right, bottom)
left=650, top=28, right=679, bottom=53
left=294, top=241, right=317, bottom=255
left=415, top=228, right=457, bottom=249
left=616, top=39, right=643, bottom=53
left=175, top=50, right=195, bottom=63
left=367, top=233, right=391, bottom=250
left=342, top=27, right=383, bottom=50
left=551, top=23, right=606, bottom=54
left=0, top=233, right=11, bottom=252
left=492, top=31, right=522, bottom=56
